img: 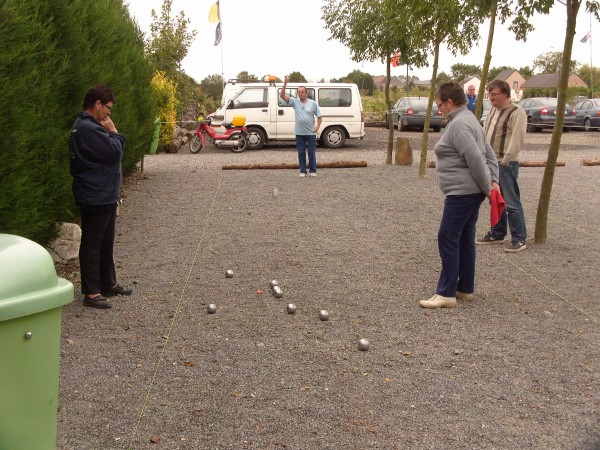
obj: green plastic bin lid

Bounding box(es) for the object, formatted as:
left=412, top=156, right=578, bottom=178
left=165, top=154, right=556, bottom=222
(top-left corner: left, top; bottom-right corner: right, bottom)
left=0, top=234, right=73, bottom=321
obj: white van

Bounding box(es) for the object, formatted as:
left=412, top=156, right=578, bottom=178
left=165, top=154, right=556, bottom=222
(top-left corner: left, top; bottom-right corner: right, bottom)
left=211, top=79, right=365, bottom=150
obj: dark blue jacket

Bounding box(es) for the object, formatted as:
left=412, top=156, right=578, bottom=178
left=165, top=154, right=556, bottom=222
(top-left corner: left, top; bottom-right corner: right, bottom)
left=69, top=112, right=126, bottom=205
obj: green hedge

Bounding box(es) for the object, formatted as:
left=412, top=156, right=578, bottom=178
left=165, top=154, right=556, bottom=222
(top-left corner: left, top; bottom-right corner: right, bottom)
left=0, top=0, right=156, bottom=244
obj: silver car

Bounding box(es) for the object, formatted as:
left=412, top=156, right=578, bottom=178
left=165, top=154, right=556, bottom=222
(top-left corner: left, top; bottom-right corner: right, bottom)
left=572, top=99, right=600, bottom=131
left=385, top=97, right=444, bottom=132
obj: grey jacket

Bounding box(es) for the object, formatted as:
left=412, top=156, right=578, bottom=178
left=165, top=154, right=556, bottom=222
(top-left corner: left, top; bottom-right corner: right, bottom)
left=434, top=106, right=499, bottom=196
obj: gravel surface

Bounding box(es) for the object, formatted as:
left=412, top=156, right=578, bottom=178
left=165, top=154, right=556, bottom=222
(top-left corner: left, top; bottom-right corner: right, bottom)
left=56, top=127, right=600, bottom=449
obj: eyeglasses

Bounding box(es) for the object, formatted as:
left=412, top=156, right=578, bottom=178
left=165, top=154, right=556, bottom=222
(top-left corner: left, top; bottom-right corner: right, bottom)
left=436, top=100, right=447, bottom=109
left=103, top=103, right=113, bottom=113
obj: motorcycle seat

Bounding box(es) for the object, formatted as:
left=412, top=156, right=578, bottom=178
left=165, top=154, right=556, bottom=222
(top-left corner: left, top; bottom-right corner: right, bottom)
left=221, top=122, right=234, bottom=129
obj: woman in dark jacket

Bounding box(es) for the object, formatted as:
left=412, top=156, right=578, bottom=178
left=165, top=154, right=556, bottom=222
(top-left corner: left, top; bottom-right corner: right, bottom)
left=69, top=85, right=132, bottom=309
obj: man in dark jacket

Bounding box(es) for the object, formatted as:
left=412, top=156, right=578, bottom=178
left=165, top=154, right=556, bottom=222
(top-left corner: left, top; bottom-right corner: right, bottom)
left=70, top=84, right=132, bottom=309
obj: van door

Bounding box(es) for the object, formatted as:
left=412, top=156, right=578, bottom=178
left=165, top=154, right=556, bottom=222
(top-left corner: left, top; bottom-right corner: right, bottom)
left=225, top=87, right=274, bottom=135
left=276, top=86, right=317, bottom=139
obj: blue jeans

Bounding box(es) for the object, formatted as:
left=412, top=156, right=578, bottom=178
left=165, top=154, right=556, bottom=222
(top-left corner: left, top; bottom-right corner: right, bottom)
left=490, top=162, right=527, bottom=243
left=296, top=135, right=317, bottom=174
left=437, top=193, right=485, bottom=297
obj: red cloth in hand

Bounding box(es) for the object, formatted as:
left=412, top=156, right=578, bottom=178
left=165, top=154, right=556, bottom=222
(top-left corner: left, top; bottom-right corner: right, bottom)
left=490, top=190, right=505, bottom=227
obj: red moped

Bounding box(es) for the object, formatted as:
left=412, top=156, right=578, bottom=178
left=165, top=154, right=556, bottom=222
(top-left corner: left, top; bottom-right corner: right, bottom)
left=189, top=114, right=248, bottom=153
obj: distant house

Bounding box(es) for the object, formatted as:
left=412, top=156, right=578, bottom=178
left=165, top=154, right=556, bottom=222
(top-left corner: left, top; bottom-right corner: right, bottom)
left=521, top=72, right=588, bottom=90
left=372, top=76, right=405, bottom=91
left=413, top=79, right=432, bottom=89
left=459, top=75, right=481, bottom=94
left=493, top=69, right=526, bottom=101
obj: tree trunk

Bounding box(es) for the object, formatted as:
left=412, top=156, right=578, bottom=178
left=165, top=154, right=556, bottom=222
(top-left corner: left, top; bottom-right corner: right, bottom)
left=534, top=0, right=580, bottom=244
left=221, top=161, right=368, bottom=170
left=419, top=33, right=441, bottom=177
left=476, top=0, right=497, bottom=120
left=385, top=54, right=394, bottom=165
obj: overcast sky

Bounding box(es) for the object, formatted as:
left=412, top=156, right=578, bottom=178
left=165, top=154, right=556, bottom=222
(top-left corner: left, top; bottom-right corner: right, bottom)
left=126, top=0, right=597, bottom=83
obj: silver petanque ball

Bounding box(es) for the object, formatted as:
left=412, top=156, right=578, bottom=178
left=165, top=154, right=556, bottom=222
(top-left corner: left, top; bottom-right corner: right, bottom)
left=273, top=285, right=283, bottom=298
left=225, top=269, right=234, bottom=278
left=286, top=303, right=297, bottom=314
left=272, top=187, right=279, bottom=198
left=319, top=310, right=329, bottom=321
left=270, top=279, right=279, bottom=288
left=358, top=338, right=370, bottom=351
left=207, top=303, right=217, bottom=314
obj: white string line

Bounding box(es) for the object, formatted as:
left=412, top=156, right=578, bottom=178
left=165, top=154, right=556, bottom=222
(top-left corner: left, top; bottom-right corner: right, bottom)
left=398, top=174, right=598, bottom=324
left=128, top=175, right=223, bottom=449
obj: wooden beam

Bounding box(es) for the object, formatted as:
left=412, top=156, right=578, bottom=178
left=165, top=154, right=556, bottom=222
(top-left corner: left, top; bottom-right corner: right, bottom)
left=222, top=160, right=368, bottom=170
left=582, top=159, right=600, bottom=166
left=426, top=160, right=566, bottom=168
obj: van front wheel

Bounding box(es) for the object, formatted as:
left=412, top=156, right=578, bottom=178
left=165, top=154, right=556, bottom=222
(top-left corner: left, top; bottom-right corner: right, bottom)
left=320, top=126, right=346, bottom=148
left=247, top=127, right=265, bottom=150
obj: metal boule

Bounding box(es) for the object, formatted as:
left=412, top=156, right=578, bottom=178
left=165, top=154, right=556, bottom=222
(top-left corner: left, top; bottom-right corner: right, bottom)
left=358, top=338, right=370, bottom=351
left=207, top=303, right=217, bottom=314
left=270, top=279, right=279, bottom=288
left=286, top=303, right=296, bottom=314
left=319, top=310, right=329, bottom=321
left=273, top=285, right=283, bottom=298
left=272, top=187, right=279, bottom=198
left=225, top=269, right=234, bottom=278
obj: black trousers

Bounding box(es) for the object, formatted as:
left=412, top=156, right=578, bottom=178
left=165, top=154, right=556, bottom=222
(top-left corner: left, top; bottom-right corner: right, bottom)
left=78, top=203, right=118, bottom=295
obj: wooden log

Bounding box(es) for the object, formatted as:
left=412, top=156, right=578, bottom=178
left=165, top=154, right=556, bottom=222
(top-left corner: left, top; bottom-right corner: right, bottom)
left=582, top=159, right=600, bottom=166
left=222, top=160, right=368, bottom=170
left=167, top=132, right=193, bottom=153
left=395, top=137, right=412, bottom=166
left=519, top=161, right=566, bottom=167
left=427, top=160, right=567, bottom=169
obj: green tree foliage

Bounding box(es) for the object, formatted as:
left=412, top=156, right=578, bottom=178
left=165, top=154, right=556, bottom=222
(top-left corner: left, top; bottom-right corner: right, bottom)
left=578, top=64, right=600, bottom=96
left=146, top=0, right=196, bottom=81
left=519, top=65, right=535, bottom=78
left=342, top=70, right=375, bottom=95
left=533, top=50, right=580, bottom=73
left=201, top=74, right=225, bottom=99
left=450, top=63, right=482, bottom=82
left=0, top=0, right=155, bottom=243
left=287, top=72, right=307, bottom=82
left=236, top=71, right=259, bottom=82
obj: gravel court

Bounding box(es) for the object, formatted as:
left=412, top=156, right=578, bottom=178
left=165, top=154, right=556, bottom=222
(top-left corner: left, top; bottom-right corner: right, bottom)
left=57, top=129, right=600, bottom=449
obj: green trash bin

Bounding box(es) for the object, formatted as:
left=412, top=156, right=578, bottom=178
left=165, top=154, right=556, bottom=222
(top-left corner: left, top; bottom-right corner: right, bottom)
left=0, top=234, right=74, bottom=450
left=148, top=118, right=161, bottom=154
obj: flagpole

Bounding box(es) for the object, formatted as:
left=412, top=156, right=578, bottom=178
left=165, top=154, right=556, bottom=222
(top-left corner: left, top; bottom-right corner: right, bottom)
left=590, top=12, right=594, bottom=98
left=220, top=2, right=225, bottom=91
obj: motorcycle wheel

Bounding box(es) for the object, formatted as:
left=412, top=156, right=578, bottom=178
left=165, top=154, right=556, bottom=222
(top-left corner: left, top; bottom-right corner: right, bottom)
left=189, top=135, right=203, bottom=153
left=229, top=132, right=248, bottom=153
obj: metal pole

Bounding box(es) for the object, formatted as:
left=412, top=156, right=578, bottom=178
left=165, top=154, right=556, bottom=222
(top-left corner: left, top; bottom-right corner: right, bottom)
left=590, top=12, right=594, bottom=98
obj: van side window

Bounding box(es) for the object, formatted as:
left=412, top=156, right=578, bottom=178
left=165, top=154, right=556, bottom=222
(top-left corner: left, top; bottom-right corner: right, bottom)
left=277, top=88, right=316, bottom=107
left=318, top=88, right=352, bottom=107
left=229, top=88, right=268, bottom=109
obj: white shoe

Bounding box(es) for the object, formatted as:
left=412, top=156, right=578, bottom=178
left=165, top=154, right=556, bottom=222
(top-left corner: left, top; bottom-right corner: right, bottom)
left=299, top=173, right=306, bottom=177
left=456, top=291, right=474, bottom=301
left=310, top=172, right=317, bottom=177
left=419, top=294, right=457, bottom=309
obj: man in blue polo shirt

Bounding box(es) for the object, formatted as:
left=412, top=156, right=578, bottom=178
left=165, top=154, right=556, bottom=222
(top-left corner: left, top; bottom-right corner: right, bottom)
left=280, top=75, right=322, bottom=177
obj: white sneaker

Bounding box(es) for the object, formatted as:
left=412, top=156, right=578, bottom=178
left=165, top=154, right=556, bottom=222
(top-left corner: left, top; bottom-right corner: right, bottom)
left=310, top=172, right=317, bottom=177
left=456, top=291, right=474, bottom=301
left=299, top=173, right=306, bottom=177
left=419, top=294, right=457, bottom=309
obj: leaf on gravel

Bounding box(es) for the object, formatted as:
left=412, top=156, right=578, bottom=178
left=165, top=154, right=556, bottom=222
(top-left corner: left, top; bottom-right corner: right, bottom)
left=384, top=377, right=393, bottom=383
left=233, top=391, right=242, bottom=398
left=183, top=361, right=194, bottom=367
left=150, top=435, right=160, bottom=443
left=66, top=339, right=74, bottom=344
left=402, top=351, right=412, bottom=356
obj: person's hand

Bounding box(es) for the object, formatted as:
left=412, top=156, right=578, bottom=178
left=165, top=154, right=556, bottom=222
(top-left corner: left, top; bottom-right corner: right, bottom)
left=284, top=75, right=289, bottom=83
left=99, top=116, right=117, bottom=133
left=491, top=181, right=500, bottom=192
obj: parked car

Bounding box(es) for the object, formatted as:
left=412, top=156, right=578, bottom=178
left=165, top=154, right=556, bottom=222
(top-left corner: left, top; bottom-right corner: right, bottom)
left=518, top=97, right=576, bottom=132
left=385, top=97, right=443, bottom=132
left=479, top=99, right=492, bottom=125
left=572, top=98, right=600, bottom=131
